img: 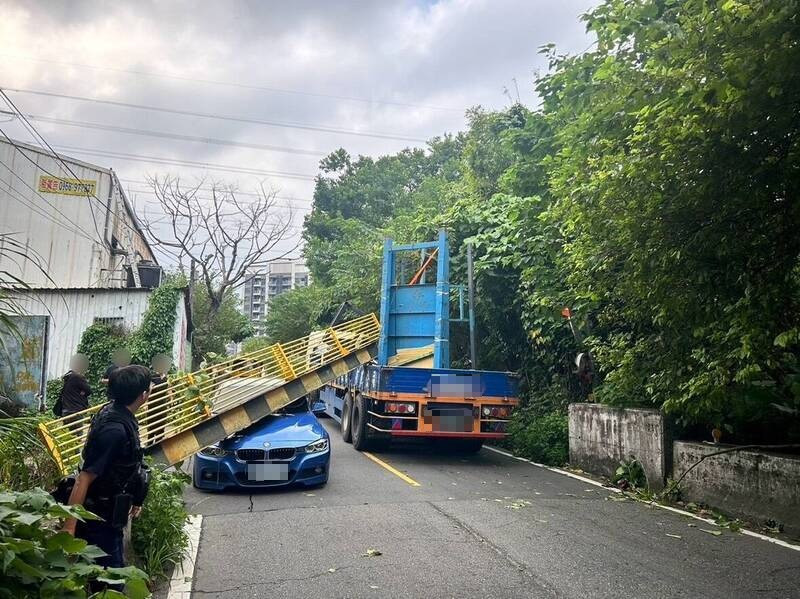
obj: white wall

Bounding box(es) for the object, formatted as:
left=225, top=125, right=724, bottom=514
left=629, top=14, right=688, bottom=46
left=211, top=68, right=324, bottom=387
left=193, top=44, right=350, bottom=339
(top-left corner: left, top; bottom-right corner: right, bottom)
left=0, top=140, right=156, bottom=289
left=0, top=140, right=111, bottom=288
left=11, top=288, right=153, bottom=379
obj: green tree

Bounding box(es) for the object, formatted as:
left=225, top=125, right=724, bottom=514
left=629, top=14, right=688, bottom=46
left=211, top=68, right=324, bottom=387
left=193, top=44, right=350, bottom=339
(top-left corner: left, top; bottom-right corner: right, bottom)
left=262, top=285, right=332, bottom=343
left=240, top=336, right=273, bottom=354
left=191, top=285, right=252, bottom=364
left=538, top=0, right=800, bottom=435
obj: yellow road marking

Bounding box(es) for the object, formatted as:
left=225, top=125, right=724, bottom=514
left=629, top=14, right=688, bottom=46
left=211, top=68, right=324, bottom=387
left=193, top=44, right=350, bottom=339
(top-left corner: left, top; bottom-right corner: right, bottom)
left=362, top=451, right=421, bottom=487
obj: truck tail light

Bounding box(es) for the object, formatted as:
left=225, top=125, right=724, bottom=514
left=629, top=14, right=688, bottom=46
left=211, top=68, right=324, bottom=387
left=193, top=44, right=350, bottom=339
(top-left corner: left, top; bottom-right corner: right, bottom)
left=386, top=402, right=416, bottom=414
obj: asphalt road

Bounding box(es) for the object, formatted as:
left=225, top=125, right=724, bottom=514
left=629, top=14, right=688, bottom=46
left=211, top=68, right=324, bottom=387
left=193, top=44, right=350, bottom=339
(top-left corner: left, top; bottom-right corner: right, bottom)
left=184, top=419, right=800, bottom=599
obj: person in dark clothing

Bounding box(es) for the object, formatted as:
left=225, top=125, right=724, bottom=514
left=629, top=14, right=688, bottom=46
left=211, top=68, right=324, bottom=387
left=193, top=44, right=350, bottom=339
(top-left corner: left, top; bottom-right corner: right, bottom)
left=100, top=348, right=131, bottom=386
left=54, top=354, right=91, bottom=417
left=63, top=365, right=151, bottom=590
left=149, top=353, right=170, bottom=387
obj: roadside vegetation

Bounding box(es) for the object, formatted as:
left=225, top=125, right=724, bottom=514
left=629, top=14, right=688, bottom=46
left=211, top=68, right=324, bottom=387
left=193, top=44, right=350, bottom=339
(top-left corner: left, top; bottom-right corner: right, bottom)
left=131, top=461, right=191, bottom=581
left=259, top=0, right=800, bottom=455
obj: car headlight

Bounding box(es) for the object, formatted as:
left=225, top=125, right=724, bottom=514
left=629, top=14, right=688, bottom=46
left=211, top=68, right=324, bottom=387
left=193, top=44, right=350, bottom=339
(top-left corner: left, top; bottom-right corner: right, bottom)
left=304, top=438, right=329, bottom=454
left=200, top=446, right=230, bottom=457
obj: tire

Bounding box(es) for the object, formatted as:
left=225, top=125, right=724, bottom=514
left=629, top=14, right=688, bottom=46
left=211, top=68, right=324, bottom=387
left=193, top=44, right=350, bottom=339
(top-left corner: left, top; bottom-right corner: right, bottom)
left=351, top=394, right=371, bottom=451
left=341, top=392, right=353, bottom=443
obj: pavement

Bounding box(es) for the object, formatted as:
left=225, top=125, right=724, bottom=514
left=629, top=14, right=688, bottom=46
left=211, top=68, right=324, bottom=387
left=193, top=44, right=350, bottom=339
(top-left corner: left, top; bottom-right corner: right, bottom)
left=182, top=418, right=800, bottom=599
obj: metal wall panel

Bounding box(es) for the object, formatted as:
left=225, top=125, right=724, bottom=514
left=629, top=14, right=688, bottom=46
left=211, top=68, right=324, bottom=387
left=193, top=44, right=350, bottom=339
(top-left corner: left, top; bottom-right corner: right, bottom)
left=11, top=289, right=153, bottom=379
left=0, top=140, right=157, bottom=289
left=0, top=139, right=112, bottom=288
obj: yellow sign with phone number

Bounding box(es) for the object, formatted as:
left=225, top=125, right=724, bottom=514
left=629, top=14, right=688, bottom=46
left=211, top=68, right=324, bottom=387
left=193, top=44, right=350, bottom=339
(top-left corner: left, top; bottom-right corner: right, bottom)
left=38, top=175, right=97, bottom=196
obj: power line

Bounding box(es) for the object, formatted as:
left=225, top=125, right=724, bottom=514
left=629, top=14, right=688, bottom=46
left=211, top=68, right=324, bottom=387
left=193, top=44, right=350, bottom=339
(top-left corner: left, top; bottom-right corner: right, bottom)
left=49, top=144, right=317, bottom=181
left=0, top=91, right=112, bottom=246
left=0, top=54, right=461, bottom=113
left=117, top=178, right=312, bottom=204
left=122, top=185, right=313, bottom=206
left=0, top=157, right=101, bottom=243
left=2, top=87, right=430, bottom=143
left=0, top=179, right=97, bottom=244
left=0, top=109, right=328, bottom=157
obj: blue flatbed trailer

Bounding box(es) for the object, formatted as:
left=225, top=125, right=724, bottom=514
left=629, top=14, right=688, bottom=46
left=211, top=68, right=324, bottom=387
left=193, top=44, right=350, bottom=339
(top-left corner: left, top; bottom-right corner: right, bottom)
left=320, top=231, right=520, bottom=451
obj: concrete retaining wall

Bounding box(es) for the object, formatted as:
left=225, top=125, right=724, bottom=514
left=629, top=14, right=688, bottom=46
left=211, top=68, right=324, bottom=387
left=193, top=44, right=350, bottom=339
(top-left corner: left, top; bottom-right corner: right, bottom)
left=568, top=403, right=670, bottom=489
left=673, top=441, right=800, bottom=535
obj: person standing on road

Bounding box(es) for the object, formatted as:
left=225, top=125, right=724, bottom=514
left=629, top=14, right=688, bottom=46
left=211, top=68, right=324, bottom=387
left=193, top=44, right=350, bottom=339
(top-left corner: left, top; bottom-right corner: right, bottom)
left=101, top=348, right=131, bottom=386
left=62, top=365, right=151, bottom=590
left=53, top=354, right=92, bottom=417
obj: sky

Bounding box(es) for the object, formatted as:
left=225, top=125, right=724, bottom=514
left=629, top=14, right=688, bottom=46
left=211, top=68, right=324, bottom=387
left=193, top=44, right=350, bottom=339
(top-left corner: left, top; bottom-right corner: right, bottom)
left=0, top=0, right=597, bottom=263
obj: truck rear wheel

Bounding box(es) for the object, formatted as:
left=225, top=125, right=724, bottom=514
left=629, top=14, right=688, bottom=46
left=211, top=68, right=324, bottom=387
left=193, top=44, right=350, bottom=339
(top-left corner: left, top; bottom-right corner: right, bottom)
left=351, top=394, right=371, bottom=451
left=341, top=392, right=353, bottom=443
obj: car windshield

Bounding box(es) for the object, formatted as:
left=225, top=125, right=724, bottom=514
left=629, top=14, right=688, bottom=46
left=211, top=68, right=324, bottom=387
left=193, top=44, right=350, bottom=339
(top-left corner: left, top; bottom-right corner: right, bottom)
left=274, top=398, right=309, bottom=415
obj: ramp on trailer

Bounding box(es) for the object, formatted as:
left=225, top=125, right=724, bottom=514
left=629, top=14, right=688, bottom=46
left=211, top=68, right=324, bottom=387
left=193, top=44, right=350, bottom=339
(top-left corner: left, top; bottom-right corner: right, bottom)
left=38, top=314, right=381, bottom=472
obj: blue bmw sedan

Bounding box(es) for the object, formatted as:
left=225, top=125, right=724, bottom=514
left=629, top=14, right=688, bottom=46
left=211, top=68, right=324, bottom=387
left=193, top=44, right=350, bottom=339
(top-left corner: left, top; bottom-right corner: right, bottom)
left=193, top=398, right=330, bottom=491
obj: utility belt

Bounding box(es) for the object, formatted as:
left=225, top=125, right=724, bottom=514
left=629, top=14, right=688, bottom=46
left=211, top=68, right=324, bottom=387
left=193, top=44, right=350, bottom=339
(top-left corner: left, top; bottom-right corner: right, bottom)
left=53, top=462, right=150, bottom=529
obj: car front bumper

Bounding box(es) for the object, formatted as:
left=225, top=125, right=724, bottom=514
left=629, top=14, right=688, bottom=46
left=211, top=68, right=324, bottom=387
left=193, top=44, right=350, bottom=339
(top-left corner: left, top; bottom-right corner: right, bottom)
left=193, top=447, right=330, bottom=490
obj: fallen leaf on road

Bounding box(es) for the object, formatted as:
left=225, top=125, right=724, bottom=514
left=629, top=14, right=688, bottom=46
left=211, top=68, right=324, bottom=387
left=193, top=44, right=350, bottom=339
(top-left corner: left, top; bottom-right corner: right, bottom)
left=497, top=481, right=503, bottom=485
left=687, top=523, right=697, bottom=528
left=362, top=549, right=383, bottom=557
left=535, top=519, right=548, bottom=524
left=328, top=568, right=337, bottom=573
left=494, top=499, right=503, bottom=502
left=304, top=493, right=316, bottom=497
left=448, top=497, right=454, bottom=500
left=370, top=585, right=380, bottom=589
left=665, top=534, right=682, bottom=539
left=700, top=529, right=722, bottom=536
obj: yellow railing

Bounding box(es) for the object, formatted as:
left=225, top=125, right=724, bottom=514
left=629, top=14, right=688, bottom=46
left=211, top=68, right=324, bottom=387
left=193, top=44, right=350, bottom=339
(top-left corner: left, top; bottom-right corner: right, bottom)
left=39, top=314, right=381, bottom=474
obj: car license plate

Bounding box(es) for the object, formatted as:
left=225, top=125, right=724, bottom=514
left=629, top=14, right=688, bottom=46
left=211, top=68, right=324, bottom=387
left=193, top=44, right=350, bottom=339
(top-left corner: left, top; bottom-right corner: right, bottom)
left=247, top=463, right=289, bottom=481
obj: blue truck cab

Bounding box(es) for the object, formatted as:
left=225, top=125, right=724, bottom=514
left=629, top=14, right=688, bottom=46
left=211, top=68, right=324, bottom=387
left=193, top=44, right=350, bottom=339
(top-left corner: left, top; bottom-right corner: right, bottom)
left=320, top=231, right=519, bottom=451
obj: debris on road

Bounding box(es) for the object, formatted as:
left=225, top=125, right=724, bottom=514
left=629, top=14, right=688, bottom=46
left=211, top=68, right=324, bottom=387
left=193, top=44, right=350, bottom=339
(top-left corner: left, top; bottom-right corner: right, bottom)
left=362, top=548, right=383, bottom=557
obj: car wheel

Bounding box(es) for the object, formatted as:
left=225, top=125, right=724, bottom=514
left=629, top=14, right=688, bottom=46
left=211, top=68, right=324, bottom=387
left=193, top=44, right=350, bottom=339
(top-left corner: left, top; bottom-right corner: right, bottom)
left=341, top=392, right=353, bottom=443
left=351, top=394, right=371, bottom=451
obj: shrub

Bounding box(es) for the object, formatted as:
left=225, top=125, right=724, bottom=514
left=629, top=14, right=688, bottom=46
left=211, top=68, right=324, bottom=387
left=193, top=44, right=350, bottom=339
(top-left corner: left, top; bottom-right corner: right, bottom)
left=129, top=284, right=182, bottom=367
left=75, top=323, right=129, bottom=405
left=0, top=416, right=61, bottom=492
left=507, top=408, right=568, bottom=466
left=131, top=461, right=190, bottom=580
left=240, top=336, right=272, bottom=355
left=45, top=378, right=63, bottom=413
left=0, top=488, right=149, bottom=598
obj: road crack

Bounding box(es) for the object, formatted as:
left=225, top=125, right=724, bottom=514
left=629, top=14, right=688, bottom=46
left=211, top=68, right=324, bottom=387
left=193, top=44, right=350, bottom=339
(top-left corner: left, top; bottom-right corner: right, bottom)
left=427, top=501, right=561, bottom=598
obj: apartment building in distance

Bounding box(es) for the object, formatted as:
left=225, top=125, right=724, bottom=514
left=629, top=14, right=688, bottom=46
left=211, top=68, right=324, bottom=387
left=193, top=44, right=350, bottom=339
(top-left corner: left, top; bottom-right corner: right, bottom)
left=241, top=259, right=310, bottom=331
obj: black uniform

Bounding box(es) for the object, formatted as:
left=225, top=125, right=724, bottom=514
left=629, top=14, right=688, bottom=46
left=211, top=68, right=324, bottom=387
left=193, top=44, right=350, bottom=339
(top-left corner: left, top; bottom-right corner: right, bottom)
left=103, top=364, right=119, bottom=381
left=77, top=403, right=144, bottom=572
left=56, top=371, right=92, bottom=416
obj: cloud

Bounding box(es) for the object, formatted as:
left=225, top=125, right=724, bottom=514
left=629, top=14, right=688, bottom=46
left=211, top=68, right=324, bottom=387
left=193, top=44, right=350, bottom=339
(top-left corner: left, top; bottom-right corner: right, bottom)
left=0, top=0, right=597, bottom=259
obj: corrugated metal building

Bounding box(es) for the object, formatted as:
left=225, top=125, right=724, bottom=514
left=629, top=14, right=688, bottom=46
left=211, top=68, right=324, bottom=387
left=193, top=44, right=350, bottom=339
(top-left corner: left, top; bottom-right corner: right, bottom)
left=0, top=139, right=192, bottom=406
left=9, top=288, right=192, bottom=380
left=0, top=137, right=155, bottom=288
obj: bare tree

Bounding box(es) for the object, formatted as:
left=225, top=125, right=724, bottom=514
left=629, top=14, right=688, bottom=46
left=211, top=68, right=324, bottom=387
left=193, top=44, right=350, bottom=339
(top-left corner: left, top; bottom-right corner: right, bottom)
left=140, top=176, right=298, bottom=314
